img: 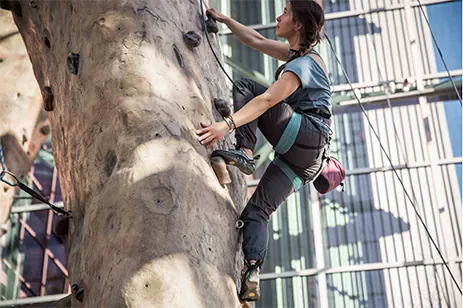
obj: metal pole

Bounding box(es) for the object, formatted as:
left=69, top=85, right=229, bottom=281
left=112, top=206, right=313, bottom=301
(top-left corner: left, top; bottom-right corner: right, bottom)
left=0, top=294, right=68, bottom=307
left=310, top=185, right=329, bottom=308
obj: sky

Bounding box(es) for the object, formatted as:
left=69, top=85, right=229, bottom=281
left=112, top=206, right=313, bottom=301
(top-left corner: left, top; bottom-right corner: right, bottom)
left=427, top=0, right=462, bottom=194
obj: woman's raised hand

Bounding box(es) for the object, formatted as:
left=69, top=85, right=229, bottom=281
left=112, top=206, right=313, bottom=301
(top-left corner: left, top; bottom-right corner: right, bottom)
left=206, top=8, right=229, bottom=23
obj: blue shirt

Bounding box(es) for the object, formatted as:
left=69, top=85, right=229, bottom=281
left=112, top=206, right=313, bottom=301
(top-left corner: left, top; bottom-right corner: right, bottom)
left=282, top=52, right=332, bottom=118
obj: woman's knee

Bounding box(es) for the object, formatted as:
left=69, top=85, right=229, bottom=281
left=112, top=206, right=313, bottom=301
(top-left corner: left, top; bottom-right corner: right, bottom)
left=233, top=77, right=253, bottom=90
left=233, top=78, right=254, bottom=98
left=241, top=201, right=272, bottom=222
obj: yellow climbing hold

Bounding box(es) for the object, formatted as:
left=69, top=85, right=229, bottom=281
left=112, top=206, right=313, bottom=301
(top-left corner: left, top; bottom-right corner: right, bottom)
left=249, top=292, right=255, bottom=297
left=229, top=161, right=236, bottom=165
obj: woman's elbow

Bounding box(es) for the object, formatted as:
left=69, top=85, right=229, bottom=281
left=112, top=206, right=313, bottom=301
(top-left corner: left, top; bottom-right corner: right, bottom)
left=261, top=92, right=278, bottom=110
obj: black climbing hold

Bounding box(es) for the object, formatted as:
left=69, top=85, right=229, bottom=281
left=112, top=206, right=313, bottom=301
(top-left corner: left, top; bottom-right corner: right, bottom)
left=43, top=37, right=51, bottom=49
left=71, top=284, right=84, bottom=302
left=213, top=98, right=232, bottom=118
left=0, top=1, right=11, bottom=10
left=53, top=215, right=70, bottom=237
left=205, top=16, right=218, bottom=34
left=42, top=86, right=54, bottom=111
left=0, top=1, right=22, bottom=17
left=28, top=1, right=36, bottom=8
left=183, top=31, right=201, bottom=49
left=67, top=53, right=79, bottom=75
left=40, top=125, right=51, bottom=135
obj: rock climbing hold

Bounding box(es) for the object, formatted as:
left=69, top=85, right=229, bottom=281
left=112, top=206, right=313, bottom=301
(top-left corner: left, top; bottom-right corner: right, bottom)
left=53, top=215, right=69, bottom=237
left=40, top=125, right=51, bottom=135
left=213, top=98, right=232, bottom=118
left=210, top=156, right=231, bottom=187
left=0, top=1, right=10, bottom=10
left=0, top=1, right=22, bottom=17
left=205, top=16, right=218, bottom=34
left=67, top=53, right=79, bottom=75
left=183, top=31, right=201, bottom=49
left=43, top=36, right=51, bottom=49
left=42, top=86, right=54, bottom=111
left=28, top=1, right=36, bottom=8
left=71, top=284, right=84, bottom=302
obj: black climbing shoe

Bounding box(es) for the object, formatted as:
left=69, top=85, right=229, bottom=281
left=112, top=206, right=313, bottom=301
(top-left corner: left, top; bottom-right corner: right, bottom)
left=211, top=148, right=256, bottom=175
left=239, top=260, right=263, bottom=302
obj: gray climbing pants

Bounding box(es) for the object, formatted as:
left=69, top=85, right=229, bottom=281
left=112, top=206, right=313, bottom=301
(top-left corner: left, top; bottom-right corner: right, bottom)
left=233, top=78, right=329, bottom=262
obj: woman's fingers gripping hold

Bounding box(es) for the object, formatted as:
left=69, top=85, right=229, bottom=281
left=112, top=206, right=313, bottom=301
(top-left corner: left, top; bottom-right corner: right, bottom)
left=196, top=122, right=210, bottom=136
left=198, top=132, right=214, bottom=144
left=205, top=8, right=228, bottom=23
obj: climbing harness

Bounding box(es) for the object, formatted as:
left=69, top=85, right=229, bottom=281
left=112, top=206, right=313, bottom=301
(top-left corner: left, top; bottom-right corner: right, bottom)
left=270, top=108, right=345, bottom=193
left=235, top=219, right=244, bottom=229
left=273, top=112, right=302, bottom=155
left=323, top=30, right=462, bottom=294
left=272, top=156, right=304, bottom=191
left=0, top=141, right=71, bottom=217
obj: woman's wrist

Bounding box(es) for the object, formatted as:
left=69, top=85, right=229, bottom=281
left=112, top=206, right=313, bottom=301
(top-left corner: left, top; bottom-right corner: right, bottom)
left=223, top=16, right=233, bottom=26
left=228, top=115, right=237, bottom=130
left=223, top=115, right=236, bottom=133
left=223, top=117, right=233, bottom=131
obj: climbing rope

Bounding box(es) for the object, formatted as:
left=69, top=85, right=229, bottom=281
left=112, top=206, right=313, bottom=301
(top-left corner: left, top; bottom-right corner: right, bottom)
left=415, top=0, right=462, bottom=105
left=0, top=140, right=71, bottom=217
left=199, top=0, right=239, bottom=89
left=323, top=30, right=462, bottom=295
left=363, top=16, right=458, bottom=302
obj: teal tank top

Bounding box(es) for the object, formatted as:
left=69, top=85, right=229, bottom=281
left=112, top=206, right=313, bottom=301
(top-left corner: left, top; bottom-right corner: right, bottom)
left=282, top=50, right=332, bottom=118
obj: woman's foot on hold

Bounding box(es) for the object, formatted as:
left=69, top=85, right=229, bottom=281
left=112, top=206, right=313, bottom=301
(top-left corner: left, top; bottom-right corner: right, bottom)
left=211, top=147, right=256, bottom=175
left=239, top=260, right=262, bottom=301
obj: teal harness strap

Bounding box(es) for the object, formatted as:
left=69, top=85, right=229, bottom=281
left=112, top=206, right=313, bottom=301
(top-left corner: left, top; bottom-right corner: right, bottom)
left=272, top=111, right=304, bottom=190
left=273, top=156, right=304, bottom=191
left=273, top=112, right=302, bottom=155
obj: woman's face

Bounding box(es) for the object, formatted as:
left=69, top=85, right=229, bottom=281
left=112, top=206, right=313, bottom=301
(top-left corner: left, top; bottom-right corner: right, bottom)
left=276, top=2, right=297, bottom=39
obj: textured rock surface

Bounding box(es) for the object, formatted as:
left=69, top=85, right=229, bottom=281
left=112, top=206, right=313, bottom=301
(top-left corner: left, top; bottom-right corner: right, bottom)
left=0, top=9, right=50, bottom=225
left=12, top=0, right=247, bottom=307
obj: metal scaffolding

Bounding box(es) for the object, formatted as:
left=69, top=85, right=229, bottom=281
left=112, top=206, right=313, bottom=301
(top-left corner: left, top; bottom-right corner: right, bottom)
left=0, top=140, right=69, bottom=303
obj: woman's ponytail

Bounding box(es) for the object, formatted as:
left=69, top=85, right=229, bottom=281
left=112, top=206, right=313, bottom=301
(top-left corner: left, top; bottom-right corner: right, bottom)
left=274, top=44, right=307, bottom=81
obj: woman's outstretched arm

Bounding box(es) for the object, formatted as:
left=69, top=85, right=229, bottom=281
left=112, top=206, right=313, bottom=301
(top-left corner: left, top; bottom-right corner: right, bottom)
left=207, top=8, right=289, bottom=61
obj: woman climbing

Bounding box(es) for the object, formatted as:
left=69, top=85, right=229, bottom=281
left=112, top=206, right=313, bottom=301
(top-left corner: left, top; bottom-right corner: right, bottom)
left=196, top=0, right=331, bottom=302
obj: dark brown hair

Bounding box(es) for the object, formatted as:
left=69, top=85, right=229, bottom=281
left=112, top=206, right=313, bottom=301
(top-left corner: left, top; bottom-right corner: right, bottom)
left=275, top=0, right=325, bottom=80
